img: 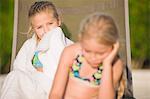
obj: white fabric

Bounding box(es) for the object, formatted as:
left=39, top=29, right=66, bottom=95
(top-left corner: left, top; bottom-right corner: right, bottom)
left=0, top=27, right=73, bottom=99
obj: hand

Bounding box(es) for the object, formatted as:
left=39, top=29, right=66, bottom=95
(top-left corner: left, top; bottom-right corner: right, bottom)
left=103, top=41, right=119, bottom=66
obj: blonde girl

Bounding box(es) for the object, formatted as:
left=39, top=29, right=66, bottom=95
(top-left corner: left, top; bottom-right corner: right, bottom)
left=49, top=13, right=123, bottom=99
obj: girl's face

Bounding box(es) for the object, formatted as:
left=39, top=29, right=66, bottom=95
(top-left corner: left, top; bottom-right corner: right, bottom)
left=31, top=11, right=60, bottom=40
left=81, top=38, right=112, bottom=68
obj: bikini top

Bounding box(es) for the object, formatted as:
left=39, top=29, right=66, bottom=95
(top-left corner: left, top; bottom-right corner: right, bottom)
left=69, top=53, right=103, bottom=86
left=32, top=51, right=43, bottom=68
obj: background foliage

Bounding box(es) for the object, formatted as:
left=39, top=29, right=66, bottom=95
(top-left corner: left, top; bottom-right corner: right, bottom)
left=129, top=0, right=150, bottom=68
left=0, top=0, right=14, bottom=73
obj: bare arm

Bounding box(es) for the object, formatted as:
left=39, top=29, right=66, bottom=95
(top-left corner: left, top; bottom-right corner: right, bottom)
left=98, top=42, right=123, bottom=99
left=49, top=46, right=74, bottom=99
left=113, top=59, right=124, bottom=89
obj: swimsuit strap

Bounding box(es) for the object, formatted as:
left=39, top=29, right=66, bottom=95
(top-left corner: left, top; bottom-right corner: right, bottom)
left=70, top=53, right=103, bottom=86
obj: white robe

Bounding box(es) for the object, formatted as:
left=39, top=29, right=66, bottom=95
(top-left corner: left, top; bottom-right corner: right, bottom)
left=0, top=27, right=73, bottom=99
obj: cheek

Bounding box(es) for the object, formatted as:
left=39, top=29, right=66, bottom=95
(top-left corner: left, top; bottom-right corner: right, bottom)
left=47, top=23, right=59, bottom=32
left=82, top=50, right=87, bottom=57
left=35, top=31, right=44, bottom=40
left=49, top=25, right=56, bottom=30
left=82, top=50, right=90, bottom=60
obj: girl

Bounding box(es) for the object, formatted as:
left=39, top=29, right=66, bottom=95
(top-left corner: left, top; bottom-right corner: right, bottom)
left=49, top=13, right=124, bottom=99
left=0, top=1, right=72, bottom=99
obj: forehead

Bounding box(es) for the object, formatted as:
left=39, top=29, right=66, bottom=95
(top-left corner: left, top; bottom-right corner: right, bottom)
left=30, top=12, right=55, bottom=25
left=81, top=38, right=112, bottom=52
left=31, top=11, right=54, bottom=20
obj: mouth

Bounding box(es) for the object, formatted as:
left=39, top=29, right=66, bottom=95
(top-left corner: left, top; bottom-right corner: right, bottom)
left=92, top=63, right=99, bottom=67
left=89, top=62, right=100, bottom=68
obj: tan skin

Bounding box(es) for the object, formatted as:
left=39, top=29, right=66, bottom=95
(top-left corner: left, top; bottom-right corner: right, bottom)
left=31, top=11, right=61, bottom=72
left=49, top=38, right=123, bottom=99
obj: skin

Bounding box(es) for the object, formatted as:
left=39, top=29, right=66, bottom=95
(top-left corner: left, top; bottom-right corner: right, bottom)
left=49, top=38, right=123, bottom=99
left=30, top=11, right=60, bottom=72
left=81, top=38, right=113, bottom=68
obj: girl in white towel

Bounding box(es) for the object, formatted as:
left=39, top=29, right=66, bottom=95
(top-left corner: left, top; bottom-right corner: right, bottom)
left=28, top=1, right=61, bottom=72
left=0, top=1, right=72, bottom=99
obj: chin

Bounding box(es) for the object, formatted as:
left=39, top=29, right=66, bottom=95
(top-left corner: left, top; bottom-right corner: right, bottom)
left=87, top=60, right=102, bottom=68
left=91, top=63, right=100, bottom=68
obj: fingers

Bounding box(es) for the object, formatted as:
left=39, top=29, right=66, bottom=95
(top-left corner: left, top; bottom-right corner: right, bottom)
left=103, top=41, right=120, bottom=65
left=111, top=41, right=120, bottom=59
left=112, top=41, right=119, bottom=55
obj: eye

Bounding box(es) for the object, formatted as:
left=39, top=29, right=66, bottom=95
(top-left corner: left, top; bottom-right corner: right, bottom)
left=97, top=52, right=104, bottom=55
left=84, top=49, right=91, bottom=53
left=97, top=52, right=102, bottom=54
left=37, top=26, right=42, bottom=29
left=48, top=22, right=53, bottom=25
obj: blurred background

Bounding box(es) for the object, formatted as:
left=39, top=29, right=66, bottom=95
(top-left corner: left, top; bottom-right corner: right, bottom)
left=0, top=0, right=149, bottom=98
left=129, top=0, right=150, bottom=69
left=0, top=0, right=14, bottom=74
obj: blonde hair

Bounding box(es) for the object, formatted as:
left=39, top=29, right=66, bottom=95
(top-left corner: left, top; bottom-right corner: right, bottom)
left=79, top=13, right=119, bottom=46
left=28, top=1, right=59, bottom=34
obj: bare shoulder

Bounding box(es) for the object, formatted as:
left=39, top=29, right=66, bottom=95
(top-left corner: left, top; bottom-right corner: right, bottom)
left=116, top=58, right=123, bottom=67
left=113, top=58, right=124, bottom=87
left=59, top=43, right=81, bottom=67
left=113, top=56, right=124, bottom=68
left=63, top=42, right=81, bottom=58
left=113, top=58, right=124, bottom=75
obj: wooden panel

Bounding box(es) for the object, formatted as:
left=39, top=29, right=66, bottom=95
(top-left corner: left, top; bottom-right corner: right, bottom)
left=15, top=0, right=127, bottom=63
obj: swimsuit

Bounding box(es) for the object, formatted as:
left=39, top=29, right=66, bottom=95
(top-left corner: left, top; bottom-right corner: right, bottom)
left=69, top=54, right=103, bottom=86
left=32, top=51, right=43, bottom=68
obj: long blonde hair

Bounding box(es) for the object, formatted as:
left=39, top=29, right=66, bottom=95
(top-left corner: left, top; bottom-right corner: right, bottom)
left=79, top=13, right=119, bottom=46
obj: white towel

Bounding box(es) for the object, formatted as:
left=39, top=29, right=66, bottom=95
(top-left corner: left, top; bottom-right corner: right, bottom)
left=0, top=27, right=73, bottom=99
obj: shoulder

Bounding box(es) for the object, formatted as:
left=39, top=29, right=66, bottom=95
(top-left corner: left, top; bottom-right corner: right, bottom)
left=63, top=42, right=81, bottom=57
left=59, top=42, right=81, bottom=65
left=22, top=38, right=33, bottom=46
left=113, top=57, right=124, bottom=77
left=112, top=57, right=124, bottom=88
left=113, top=58, right=124, bottom=69
left=18, top=39, right=31, bottom=51
left=18, top=38, right=35, bottom=53
left=112, top=55, right=124, bottom=74
left=22, top=35, right=37, bottom=47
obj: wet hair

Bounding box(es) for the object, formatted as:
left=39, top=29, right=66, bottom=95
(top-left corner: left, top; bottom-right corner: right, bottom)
left=79, top=13, right=119, bottom=46
left=28, top=1, right=59, bottom=34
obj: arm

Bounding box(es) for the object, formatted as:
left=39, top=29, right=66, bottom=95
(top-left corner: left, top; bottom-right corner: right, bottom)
left=113, top=58, right=123, bottom=89
left=98, top=42, right=123, bottom=99
left=49, top=46, right=74, bottom=99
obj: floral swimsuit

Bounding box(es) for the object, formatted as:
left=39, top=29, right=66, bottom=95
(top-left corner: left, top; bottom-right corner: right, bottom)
left=69, top=54, right=103, bottom=86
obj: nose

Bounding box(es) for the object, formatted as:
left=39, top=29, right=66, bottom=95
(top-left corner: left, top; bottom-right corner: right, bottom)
left=43, top=25, right=50, bottom=33
left=90, top=53, right=96, bottom=61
